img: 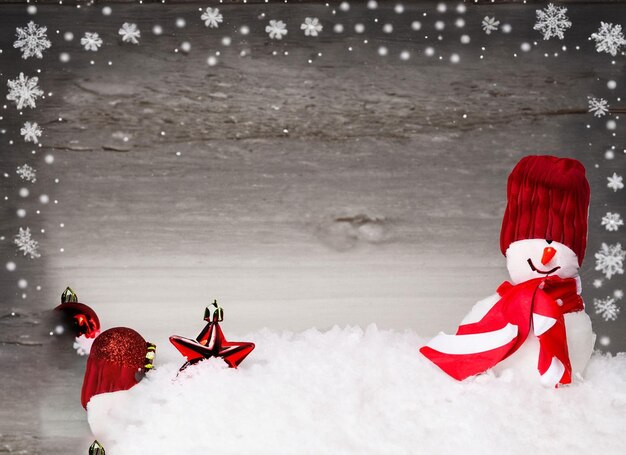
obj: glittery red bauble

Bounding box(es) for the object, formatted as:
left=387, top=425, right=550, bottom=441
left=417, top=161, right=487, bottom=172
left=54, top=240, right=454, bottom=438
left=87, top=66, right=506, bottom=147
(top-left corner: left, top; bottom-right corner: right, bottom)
left=81, top=327, right=148, bottom=409
left=90, top=327, right=147, bottom=369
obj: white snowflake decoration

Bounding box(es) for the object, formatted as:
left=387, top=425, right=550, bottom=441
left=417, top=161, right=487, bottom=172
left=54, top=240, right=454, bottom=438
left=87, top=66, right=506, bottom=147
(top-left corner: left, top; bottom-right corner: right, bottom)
left=81, top=32, right=103, bottom=51
left=593, top=296, right=620, bottom=322
left=588, top=97, right=609, bottom=117
left=73, top=334, right=95, bottom=356
left=266, top=20, right=288, bottom=40
left=534, top=4, right=571, bottom=40
left=593, top=278, right=603, bottom=288
left=14, top=227, right=41, bottom=259
left=607, top=173, right=624, bottom=192
left=595, top=242, right=625, bottom=280
left=119, top=23, right=140, bottom=44
left=17, top=163, right=37, bottom=183
left=14, top=21, right=51, bottom=59
left=590, top=22, right=626, bottom=56
left=301, top=17, right=323, bottom=37
left=201, top=7, right=223, bottom=28
left=6, top=73, right=44, bottom=110
left=482, top=17, right=499, bottom=35
left=20, top=121, right=42, bottom=144
left=601, top=212, right=623, bottom=232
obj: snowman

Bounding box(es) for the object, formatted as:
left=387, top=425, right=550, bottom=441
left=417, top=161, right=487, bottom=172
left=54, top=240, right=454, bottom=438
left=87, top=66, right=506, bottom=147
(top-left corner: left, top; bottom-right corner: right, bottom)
left=420, top=155, right=595, bottom=387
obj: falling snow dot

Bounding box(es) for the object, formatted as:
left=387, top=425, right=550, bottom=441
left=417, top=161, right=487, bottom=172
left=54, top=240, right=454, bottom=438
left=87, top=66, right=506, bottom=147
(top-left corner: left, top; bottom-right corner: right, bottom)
left=367, top=0, right=378, bottom=9
left=411, top=21, right=422, bottom=31
left=456, top=19, right=465, bottom=28
left=460, top=35, right=470, bottom=44
left=45, top=154, right=54, bottom=164
left=240, top=25, right=250, bottom=35
left=339, top=2, right=350, bottom=12
left=435, top=21, right=445, bottom=31
left=605, top=150, right=615, bottom=160
left=27, top=5, right=37, bottom=15
left=450, top=54, right=460, bottom=64
left=355, top=23, right=365, bottom=33
left=6, top=262, right=16, bottom=272
left=17, top=209, right=26, bottom=218
left=599, top=336, right=610, bottom=346
left=102, top=6, right=112, bottom=16
left=153, top=25, right=163, bottom=35
left=394, top=4, right=404, bottom=14
left=521, top=42, right=531, bottom=52
left=502, top=24, right=512, bottom=33
left=334, top=24, right=344, bottom=33
left=457, top=3, right=466, bottom=14
left=64, top=31, right=74, bottom=41
left=54, top=325, right=65, bottom=335
left=60, top=248, right=64, bottom=252
left=382, top=23, right=393, bottom=34
left=59, top=52, right=70, bottom=63
left=18, top=279, right=28, bottom=289
left=19, top=188, right=29, bottom=198
left=606, top=120, right=617, bottom=130
left=399, top=50, right=410, bottom=61
left=39, top=194, right=49, bottom=204
left=181, top=42, right=191, bottom=53
left=425, top=47, right=435, bottom=57
left=222, top=36, right=232, bottom=46
left=607, top=80, right=617, bottom=90
left=207, top=56, right=218, bottom=66
left=378, top=46, right=388, bottom=56
left=176, top=18, right=186, bottom=28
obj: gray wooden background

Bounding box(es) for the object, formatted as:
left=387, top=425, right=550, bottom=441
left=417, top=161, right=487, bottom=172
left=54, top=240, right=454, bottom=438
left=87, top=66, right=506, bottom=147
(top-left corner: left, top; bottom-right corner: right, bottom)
left=1, top=1, right=625, bottom=453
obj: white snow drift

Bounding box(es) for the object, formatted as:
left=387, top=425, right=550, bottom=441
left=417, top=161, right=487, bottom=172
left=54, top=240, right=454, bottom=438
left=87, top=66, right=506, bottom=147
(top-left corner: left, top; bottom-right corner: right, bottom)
left=88, top=326, right=626, bottom=455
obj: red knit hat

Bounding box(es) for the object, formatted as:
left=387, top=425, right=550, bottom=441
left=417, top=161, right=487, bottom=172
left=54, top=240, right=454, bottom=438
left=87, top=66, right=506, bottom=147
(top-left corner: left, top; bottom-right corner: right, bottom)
left=500, top=155, right=590, bottom=265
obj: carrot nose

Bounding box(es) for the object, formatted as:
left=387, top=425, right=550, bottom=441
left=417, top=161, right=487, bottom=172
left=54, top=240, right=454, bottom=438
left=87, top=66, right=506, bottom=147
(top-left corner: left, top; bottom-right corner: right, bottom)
left=541, top=246, right=557, bottom=265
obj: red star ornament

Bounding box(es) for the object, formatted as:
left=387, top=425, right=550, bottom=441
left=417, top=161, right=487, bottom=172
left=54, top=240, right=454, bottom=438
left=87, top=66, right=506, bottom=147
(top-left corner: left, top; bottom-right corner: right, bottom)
left=170, top=300, right=255, bottom=371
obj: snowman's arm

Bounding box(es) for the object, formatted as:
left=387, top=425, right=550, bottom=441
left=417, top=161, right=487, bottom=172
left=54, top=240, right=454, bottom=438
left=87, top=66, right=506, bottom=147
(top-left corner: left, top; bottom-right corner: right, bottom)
left=459, top=293, right=501, bottom=326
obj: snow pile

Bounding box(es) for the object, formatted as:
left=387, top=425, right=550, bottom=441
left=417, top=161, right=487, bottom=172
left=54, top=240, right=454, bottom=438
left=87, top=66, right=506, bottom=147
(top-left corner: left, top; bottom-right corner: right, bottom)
left=88, top=326, right=626, bottom=454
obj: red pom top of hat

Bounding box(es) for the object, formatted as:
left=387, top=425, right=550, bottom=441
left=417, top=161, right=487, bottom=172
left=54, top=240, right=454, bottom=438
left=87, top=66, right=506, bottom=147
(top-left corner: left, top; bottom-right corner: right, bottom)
left=500, top=155, right=590, bottom=265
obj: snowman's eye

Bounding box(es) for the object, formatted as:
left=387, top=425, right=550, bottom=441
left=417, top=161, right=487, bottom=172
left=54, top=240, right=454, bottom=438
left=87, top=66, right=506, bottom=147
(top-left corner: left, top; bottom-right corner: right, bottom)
left=546, top=239, right=553, bottom=244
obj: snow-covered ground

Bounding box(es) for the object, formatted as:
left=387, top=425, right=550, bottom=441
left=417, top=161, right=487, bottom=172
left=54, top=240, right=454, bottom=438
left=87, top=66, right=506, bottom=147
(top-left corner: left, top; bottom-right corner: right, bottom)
left=88, top=326, right=626, bottom=454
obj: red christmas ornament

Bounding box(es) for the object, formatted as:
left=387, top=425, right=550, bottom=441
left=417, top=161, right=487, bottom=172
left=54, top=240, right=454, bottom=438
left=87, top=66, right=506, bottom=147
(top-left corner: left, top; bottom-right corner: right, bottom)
left=170, top=300, right=255, bottom=371
left=54, top=287, right=100, bottom=338
left=81, top=327, right=156, bottom=408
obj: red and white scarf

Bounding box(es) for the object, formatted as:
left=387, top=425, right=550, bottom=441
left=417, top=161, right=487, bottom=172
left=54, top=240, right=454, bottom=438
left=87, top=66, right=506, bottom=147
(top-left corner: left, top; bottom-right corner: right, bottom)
left=420, top=276, right=584, bottom=387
